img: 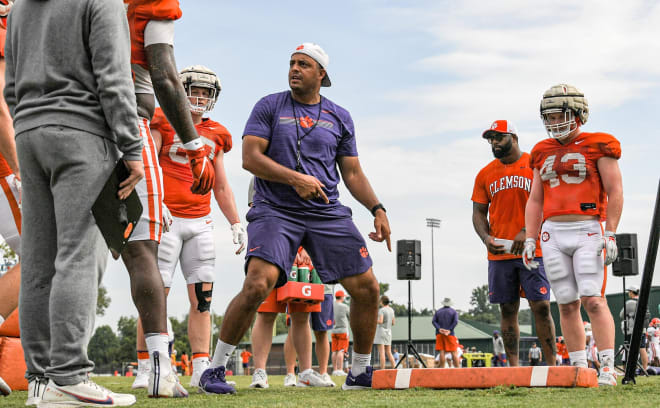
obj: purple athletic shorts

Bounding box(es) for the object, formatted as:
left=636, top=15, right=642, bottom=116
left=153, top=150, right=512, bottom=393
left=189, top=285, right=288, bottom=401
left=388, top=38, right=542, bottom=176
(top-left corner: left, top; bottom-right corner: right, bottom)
left=311, top=294, right=335, bottom=331
left=487, top=257, right=550, bottom=304
left=245, top=204, right=373, bottom=288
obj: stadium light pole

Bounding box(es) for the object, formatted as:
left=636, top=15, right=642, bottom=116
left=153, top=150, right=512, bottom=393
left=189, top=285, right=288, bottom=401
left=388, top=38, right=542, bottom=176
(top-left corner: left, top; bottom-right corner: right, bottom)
left=426, top=218, right=442, bottom=311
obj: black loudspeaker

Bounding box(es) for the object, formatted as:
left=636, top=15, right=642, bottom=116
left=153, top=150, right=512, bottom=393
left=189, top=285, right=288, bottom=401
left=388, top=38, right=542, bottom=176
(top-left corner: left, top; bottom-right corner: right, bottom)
left=397, top=240, right=421, bottom=280
left=612, top=233, right=638, bottom=277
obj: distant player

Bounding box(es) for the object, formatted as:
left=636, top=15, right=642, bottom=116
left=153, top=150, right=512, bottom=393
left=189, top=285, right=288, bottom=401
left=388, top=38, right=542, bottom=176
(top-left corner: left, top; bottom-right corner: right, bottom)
left=332, top=290, right=350, bottom=376
left=524, top=84, right=623, bottom=386
left=584, top=323, right=599, bottom=371
left=132, top=65, right=245, bottom=390
left=648, top=318, right=660, bottom=366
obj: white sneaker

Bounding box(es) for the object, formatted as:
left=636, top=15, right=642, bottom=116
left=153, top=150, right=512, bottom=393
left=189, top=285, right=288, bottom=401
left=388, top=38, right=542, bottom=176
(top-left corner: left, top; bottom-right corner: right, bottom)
left=148, top=367, right=188, bottom=398
left=25, top=377, right=47, bottom=406
left=598, top=366, right=617, bottom=386
left=332, top=370, right=347, bottom=377
left=321, top=373, right=336, bottom=387
left=190, top=359, right=210, bottom=388
left=39, top=379, right=136, bottom=407
left=297, top=369, right=330, bottom=387
left=131, top=362, right=150, bottom=389
left=249, top=368, right=269, bottom=389
left=283, top=373, right=297, bottom=387
left=0, top=375, right=9, bottom=396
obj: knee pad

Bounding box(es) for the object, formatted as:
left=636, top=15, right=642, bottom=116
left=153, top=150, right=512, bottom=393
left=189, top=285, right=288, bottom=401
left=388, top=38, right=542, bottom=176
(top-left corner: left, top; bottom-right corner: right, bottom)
left=195, top=282, right=213, bottom=313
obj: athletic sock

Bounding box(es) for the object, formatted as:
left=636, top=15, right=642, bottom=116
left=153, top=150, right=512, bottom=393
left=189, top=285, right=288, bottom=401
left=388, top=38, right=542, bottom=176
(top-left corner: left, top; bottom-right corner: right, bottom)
left=568, top=350, right=587, bottom=367
left=599, top=349, right=615, bottom=369
left=145, top=333, right=171, bottom=376
left=351, top=352, right=371, bottom=376
left=211, top=339, right=236, bottom=368
left=192, top=353, right=210, bottom=373
left=137, top=351, right=150, bottom=372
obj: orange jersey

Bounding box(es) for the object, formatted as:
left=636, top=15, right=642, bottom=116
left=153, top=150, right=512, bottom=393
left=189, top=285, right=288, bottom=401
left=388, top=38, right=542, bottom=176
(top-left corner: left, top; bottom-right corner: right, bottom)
left=530, top=132, right=621, bottom=222
left=240, top=351, right=252, bottom=364
left=124, top=0, right=182, bottom=69
left=472, top=153, right=541, bottom=261
left=151, top=108, right=232, bottom=218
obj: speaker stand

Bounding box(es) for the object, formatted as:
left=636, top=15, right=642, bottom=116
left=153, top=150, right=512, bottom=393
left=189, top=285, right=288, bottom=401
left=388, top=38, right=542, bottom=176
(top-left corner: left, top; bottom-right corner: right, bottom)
left=395, top=280, right=426, bottom=369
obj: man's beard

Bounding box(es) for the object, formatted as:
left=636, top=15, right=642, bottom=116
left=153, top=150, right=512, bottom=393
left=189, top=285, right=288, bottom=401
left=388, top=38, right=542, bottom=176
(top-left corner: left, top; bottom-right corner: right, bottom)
left=492, top=139, right=513, bottom=159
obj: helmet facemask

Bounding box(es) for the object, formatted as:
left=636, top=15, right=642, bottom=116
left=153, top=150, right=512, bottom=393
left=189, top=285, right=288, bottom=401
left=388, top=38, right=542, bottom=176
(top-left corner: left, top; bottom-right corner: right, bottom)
left=185, top=84, right=217, bottom=115
left=179, top=65, right=221, bottom=115
left=541, top=108, right=578, bottom=141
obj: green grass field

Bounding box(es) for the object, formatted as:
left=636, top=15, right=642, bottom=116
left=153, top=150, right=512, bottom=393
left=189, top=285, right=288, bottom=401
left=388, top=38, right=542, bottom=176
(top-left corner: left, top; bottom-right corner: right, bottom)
left=3, top=373, right=660, bottom=407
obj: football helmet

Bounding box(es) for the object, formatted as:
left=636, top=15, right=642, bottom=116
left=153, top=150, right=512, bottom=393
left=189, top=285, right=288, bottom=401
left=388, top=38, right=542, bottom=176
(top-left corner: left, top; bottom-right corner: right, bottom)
left=651, top=317, right=660, bottom=327
left=540, top=83, right=588, bottom=141
left=180, top=65, right=221, bottom=114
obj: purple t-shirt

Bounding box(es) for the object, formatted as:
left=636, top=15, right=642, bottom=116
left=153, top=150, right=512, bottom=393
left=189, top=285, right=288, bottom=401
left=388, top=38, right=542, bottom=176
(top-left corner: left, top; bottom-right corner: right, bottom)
left=243, top=91, right=358, bottom=212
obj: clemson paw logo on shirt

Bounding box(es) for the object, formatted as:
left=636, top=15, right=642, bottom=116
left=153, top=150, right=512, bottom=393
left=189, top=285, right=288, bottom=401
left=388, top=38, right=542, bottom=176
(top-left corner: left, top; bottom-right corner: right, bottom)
left=359, top=246, right=369, bottom=258
left=299, top=116, right=315, bottom=128
left=539, top=287, right=548, bottom=295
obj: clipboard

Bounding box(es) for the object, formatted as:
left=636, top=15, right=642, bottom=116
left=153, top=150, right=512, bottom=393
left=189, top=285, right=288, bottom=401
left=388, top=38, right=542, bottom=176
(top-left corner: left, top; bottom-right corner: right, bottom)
left=92, top=160, right=143, bottom=259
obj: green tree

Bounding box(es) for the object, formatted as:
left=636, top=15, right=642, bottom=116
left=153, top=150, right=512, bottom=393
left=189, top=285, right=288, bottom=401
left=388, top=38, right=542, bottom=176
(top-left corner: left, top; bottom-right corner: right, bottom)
left=0, top=241, right=16, bottom=259
left=115, top=316, right=138, bottom=364
left=460, top=284, right=500, bottom=324
left=96, top=285, right=111, bottom=316
left=379, top=282, right=389, bottom=296
left=88, top=325, right=119, bottom=368
left=274, top=313, right=288, bottom=336
left=170, top=315, right=191, bottom=356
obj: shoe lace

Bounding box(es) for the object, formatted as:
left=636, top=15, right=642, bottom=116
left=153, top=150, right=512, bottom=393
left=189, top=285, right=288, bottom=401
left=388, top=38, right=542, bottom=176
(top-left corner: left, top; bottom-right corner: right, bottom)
left=83, top=379, right=111, bottom=394
left=211, top=367, right=226, bottom=382
left=254, top=369, right=267, bottom=382
left=33, top=378, right=47, bottom=397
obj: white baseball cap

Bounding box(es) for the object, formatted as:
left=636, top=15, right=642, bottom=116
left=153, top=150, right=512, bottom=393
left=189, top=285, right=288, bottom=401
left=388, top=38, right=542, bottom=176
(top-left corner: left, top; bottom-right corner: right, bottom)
left=482, top=120, right=518, bottom=139
left=292, top=42, right=331, bottom=87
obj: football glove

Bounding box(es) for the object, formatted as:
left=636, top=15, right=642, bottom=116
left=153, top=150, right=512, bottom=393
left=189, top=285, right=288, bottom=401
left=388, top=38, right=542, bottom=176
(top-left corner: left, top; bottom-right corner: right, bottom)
left=602, top=231, right=618, bottom=265
left=184, top=139, right=215, bottom=195
left=162, top=203, right=173, bottom=233
left=231, top=222, right=247, bottom=254
left=522, top=238, right=539, bottom=270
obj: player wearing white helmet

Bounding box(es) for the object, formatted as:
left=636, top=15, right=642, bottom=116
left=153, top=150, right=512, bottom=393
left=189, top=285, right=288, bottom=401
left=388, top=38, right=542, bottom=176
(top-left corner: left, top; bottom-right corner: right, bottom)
left=584, top=322, right=599, bottom=371
left=133, top=65, right=246, bottom=390
left=524, top=84, right=623, bottom=386
left=648, top=318, right=660, bottom=366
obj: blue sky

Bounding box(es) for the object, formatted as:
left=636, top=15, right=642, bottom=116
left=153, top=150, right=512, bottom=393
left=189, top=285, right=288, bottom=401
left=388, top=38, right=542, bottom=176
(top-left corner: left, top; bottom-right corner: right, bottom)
left=95, top=0, right=660, bottom=330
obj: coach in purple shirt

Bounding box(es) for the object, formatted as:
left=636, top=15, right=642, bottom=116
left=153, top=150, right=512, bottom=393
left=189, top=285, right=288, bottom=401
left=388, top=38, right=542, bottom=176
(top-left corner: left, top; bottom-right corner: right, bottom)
left=199, top=42, right=391, bottom=394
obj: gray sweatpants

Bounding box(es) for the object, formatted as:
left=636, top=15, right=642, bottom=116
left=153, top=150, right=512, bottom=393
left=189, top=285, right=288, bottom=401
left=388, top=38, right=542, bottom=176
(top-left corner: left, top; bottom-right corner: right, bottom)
left=17, top=125, right=118, bottom=385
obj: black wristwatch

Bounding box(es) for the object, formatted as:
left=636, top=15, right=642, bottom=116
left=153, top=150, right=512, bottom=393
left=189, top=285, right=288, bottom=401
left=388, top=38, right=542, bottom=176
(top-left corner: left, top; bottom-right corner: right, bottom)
left=371, top=203, right=386, bottom=216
